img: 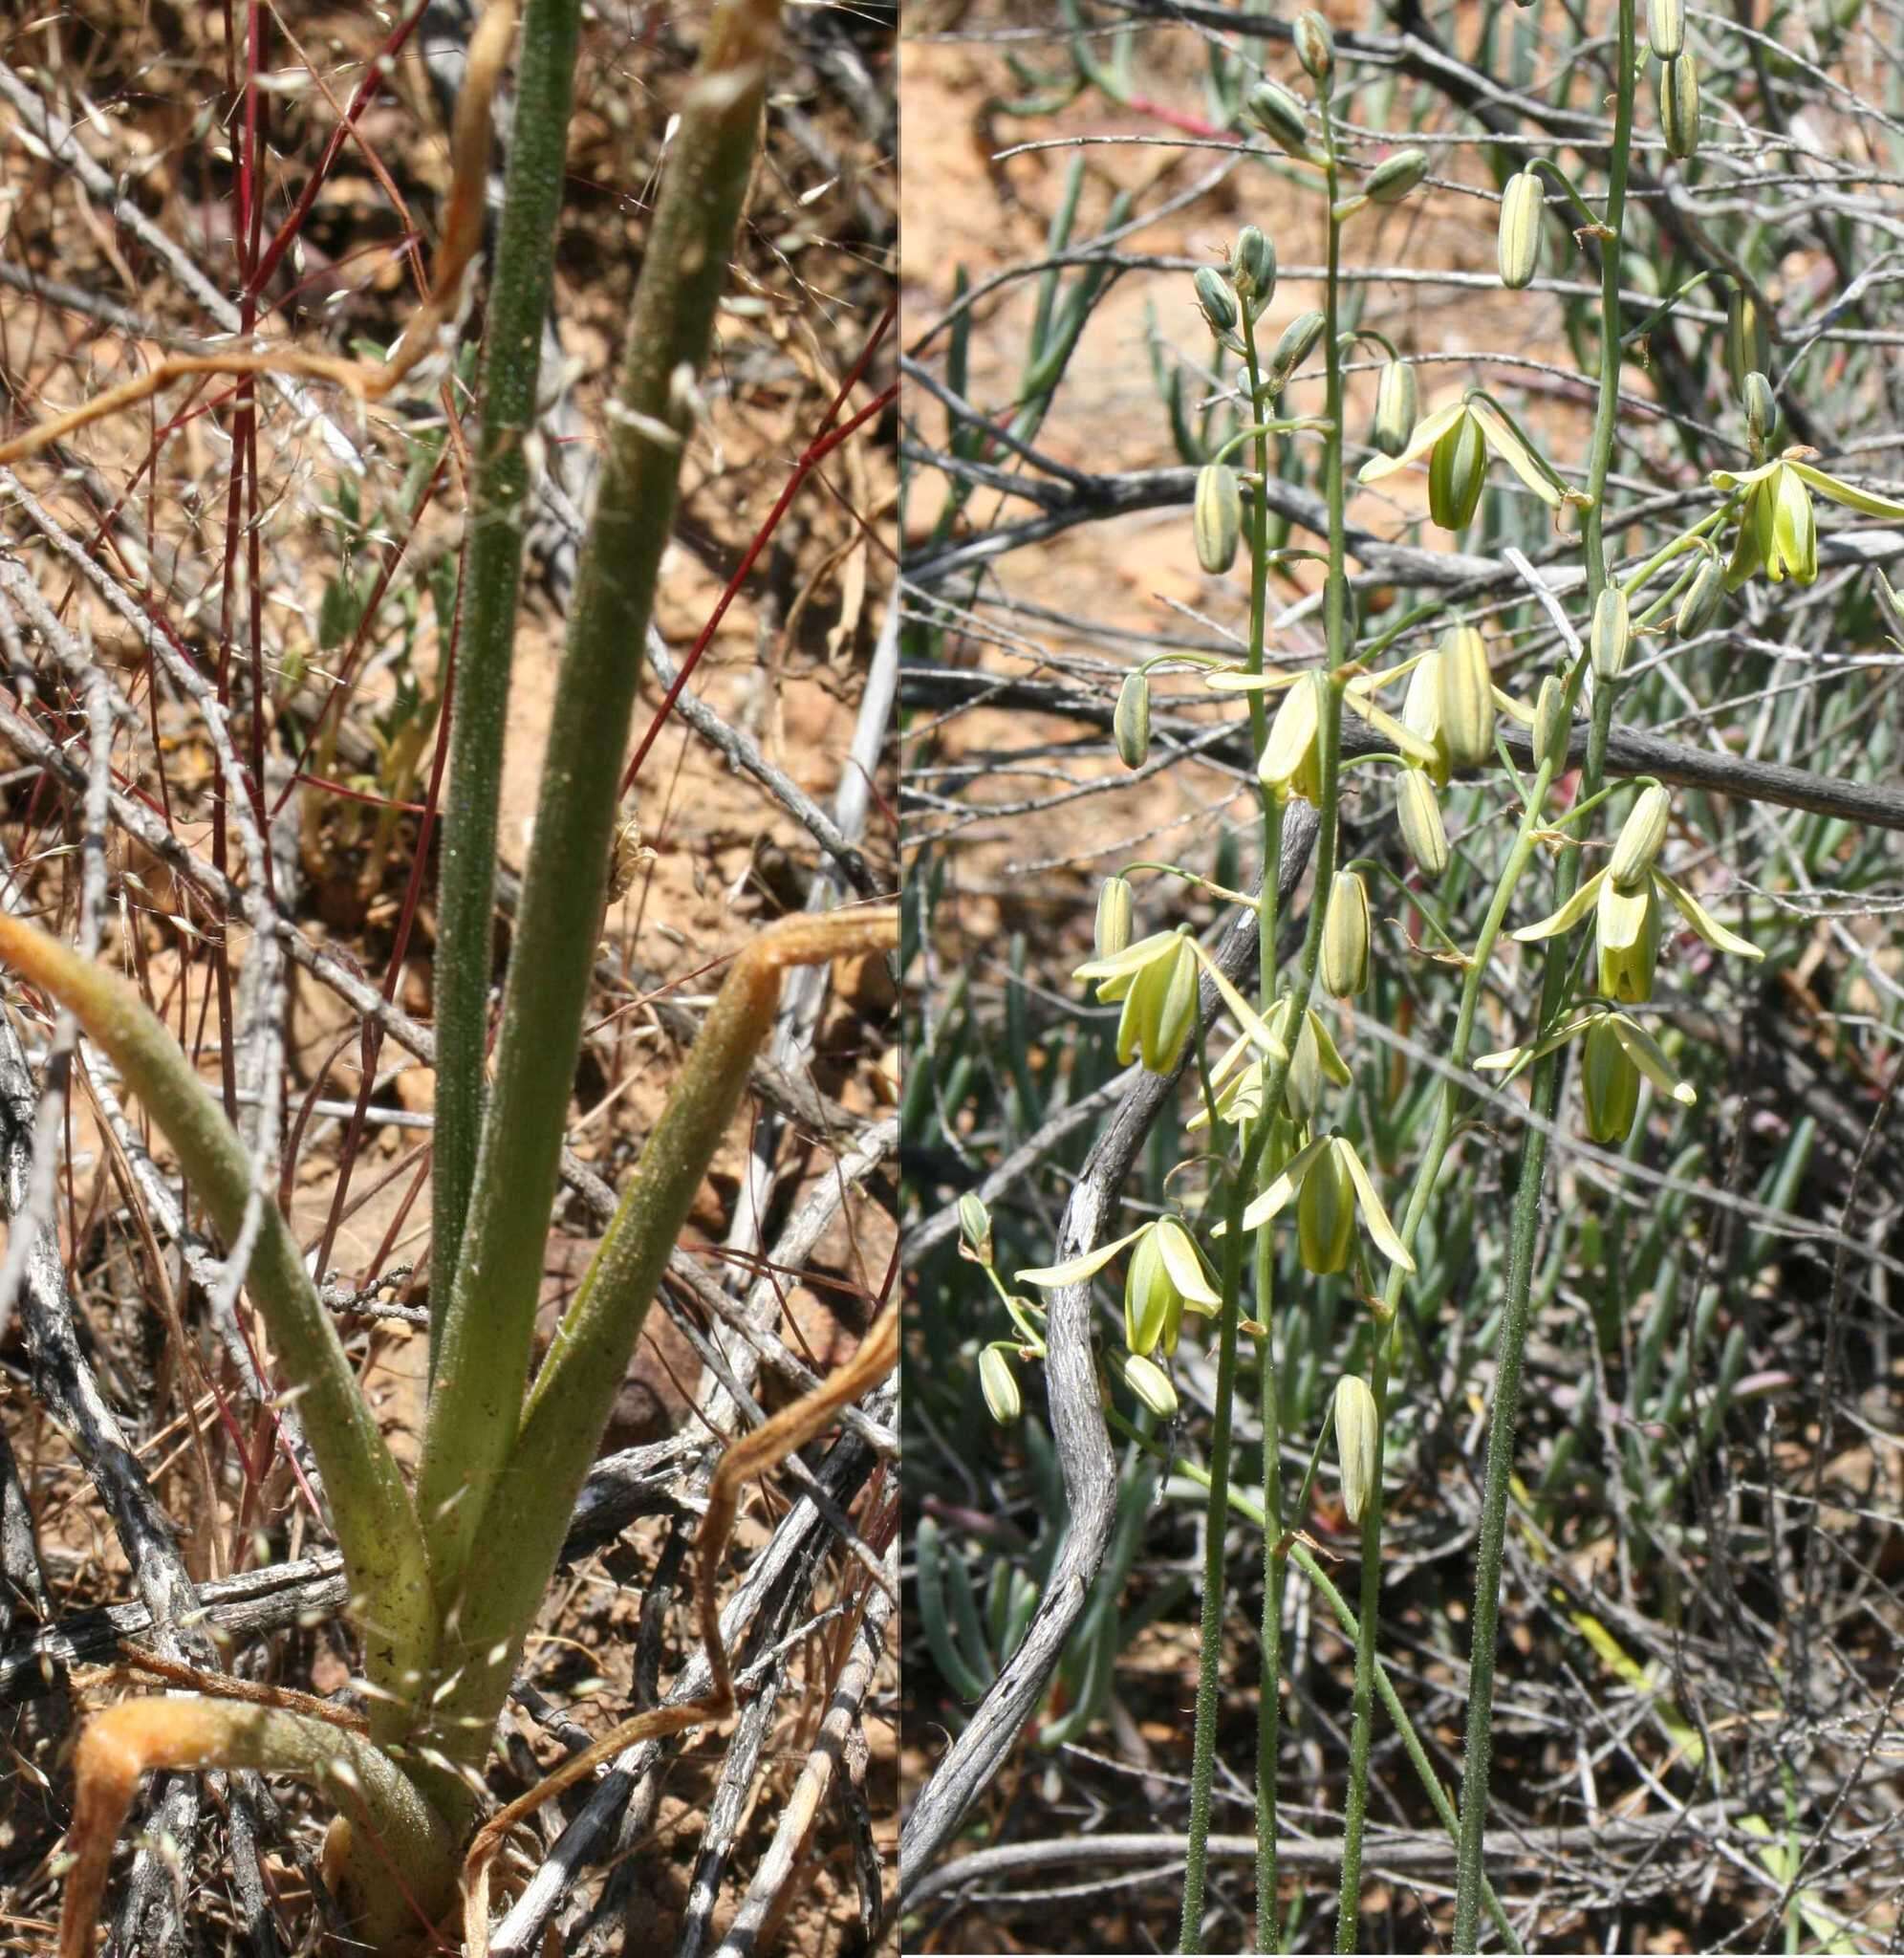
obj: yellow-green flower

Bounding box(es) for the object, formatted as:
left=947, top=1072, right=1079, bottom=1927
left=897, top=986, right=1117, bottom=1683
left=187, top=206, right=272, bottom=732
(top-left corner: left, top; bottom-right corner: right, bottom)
left=1018, top=1215, right=1220, bottom=1359
left=1510, top=794, right=1762, bottom=1004
left=1189, top=1000, right=1350, bottom=1132
left=1214, top=1132, right=1415, bottom=1276
left=1710, top=451, right=1904, bottom=589
left=1477, top=1005, right=1697, bottom=1145
left=1073, top=929, right=1199, bottom=1073
left=1358, top=394, right=1581, bottom=534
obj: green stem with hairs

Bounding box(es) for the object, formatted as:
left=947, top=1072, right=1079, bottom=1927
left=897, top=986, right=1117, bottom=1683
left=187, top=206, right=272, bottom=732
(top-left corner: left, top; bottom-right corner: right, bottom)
left=1451, top=2, right=1635, bottom=1941
left=431, top=0, right=584, bottom=1344
left=415, top=0, right=787, bottom=1660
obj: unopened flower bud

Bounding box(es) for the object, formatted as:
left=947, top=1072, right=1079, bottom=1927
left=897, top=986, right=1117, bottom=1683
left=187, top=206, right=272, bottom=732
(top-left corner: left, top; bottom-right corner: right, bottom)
left=1434, top=625, right=1495, bottom=769
left=1268, top=308, right=1327, bottom=388
left=1497, top=171, right=1544, bottom=290
left=980, top=1345, right=1021, bottom=1424
left=1429, top=409, right=1487, bottom=532
left=1095, top=875, right=1134, bottom=959
left=1117, top=1349, right=1179, bottom=1421
left=1114, top=669, right=1151, bottom=769
left=1725, top=284, right=1771, bottom=395
left=1373, top=357, right=1417, bottom=457
left=958, top=1193, right=993, bottom=1264
left=1609, top=784, right=1671, bottom=891
left=1194, top=265, right=1239, bottom=339
left=1660, top=51, right=1701, bottom=161
left=1650, top=0, right=1685, bottom=55
left=1246, top=78, right=1311, bottom=160
left=1742, top=369, right=1778, bottom=449
left=1396, top=768, right=1450, bottom=879
left=1333, top=1376, right=1380, bottom=1523
left=1195, top=463, right=1244, bottom=574
left=1232, top=225, right=1277, bottom=312
left=1322, top=870, right=1371, bottom=998
left=1590, top=584, right=1631, bottom=681
left=1677, top=552, right=1725, bottom=637
left=1533, top=675, right=1569, bottom=773
left=1294, top=9, right=1334, bottom=82
left=1365, top=147, right=1429, bottom=206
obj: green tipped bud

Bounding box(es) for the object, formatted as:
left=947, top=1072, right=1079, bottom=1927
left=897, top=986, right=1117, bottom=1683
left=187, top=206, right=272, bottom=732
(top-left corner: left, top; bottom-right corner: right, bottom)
left=1114, top=669, right=1151, bottom=769
left=1725, top=284, right=1771, bottom=395
left=1332, top=1376, right=1380, bottom=1523
left=1294, top=10, right=1334, bottom=83
left=1396, top=768, right=1450, bottom=879
left=1659, top=51, right=1701, bottom=161
left=1195, top=464, right=1244, bottom=574
left=1297, top=1139, right=1356, bottom=1275
left=1267, top=308, right=1327, bottom=388
left=1232, top=225, right=1277, bottom=312
left=1094, top=875, right=1134, bottom=959
left=1433, top=625, right=1495, bottom=769
left=1245, top=78, right=1311, bottom=160
left=958, top=1194, right=994, bottom=1265
left=1260, top=668, right=1328, bottom=804
left=1497, top=171, right=1544, bottom=290
left=1590, top=584, right=1631, bottom=681
left=1609, top=784, right=1672, bottom=891
left=1365, top=147, right=1429, bottom=206
left=1742, top=369, right=1779, bottom=449
left=1428, top=409, right=1487, bottom=532
left=1580, top=1016, right=1641, bottom=1145
left=979, top=1345, right=1022, bottom=1424
left=1194, top=265, right=1239, bottom=339
left=1533, top=675, right=1569, bottom=773
left=1373, top=357, right=1417, bottom=457
left=1677, top=552, right=1725, bottom=638
left=1321, top=870, right=1371, bottom=999
left=1115, top=1349, right=1180, bottom=1420
left=1650, top=0, right=1685, bottom=55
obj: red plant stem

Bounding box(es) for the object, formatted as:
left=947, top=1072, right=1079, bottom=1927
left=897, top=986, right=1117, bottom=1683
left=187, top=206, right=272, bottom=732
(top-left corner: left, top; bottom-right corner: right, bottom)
left=617, top=298, right=896, bottom=798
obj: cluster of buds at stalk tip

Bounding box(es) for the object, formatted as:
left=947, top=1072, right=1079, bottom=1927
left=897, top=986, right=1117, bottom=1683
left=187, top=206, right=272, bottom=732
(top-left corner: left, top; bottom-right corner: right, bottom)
left=1357, top=392, right=1582, bottom=534
left=1709, top=450, right=1904, bottom=590
left=1512, top=783, right=1763, bottom=1005
left=1214, top=1132, right=1416, bottom=1276
left=1333, top=1377, right=1380, bottom=1523
left=1497, top=171, right=1545, bottom=290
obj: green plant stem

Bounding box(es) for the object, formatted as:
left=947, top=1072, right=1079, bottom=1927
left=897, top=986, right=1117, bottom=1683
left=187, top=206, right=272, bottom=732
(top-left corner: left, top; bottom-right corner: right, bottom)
left=0, top=918, right=440, bottom=1757
left=1452, top=8, right=1635, bottom=1940
left=431, top=0, right=584, bottom=1349
left=416, top=0, right=788, bottom=1713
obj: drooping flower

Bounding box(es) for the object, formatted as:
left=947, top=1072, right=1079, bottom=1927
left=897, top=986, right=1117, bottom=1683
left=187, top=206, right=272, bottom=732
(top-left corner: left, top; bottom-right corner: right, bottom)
left=1358, top=393, right=1584, bottom=533
left=1709, top=451, right=1904, bottom=590
left=1018, top=1215, right=1221, bottom=1359
left=1214, top=1132, right=1415, bottom=1276
left=1477, top=1004, right=1698, bottom=1145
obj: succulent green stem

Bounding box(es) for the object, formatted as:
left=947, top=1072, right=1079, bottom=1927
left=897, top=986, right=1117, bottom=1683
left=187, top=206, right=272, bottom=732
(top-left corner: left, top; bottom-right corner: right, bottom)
left=416, top=0, right=788, bottom=1641
left=1452, top=4, right=1636, bottom=1943
left=432, top=0, right=584, bottom=1347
